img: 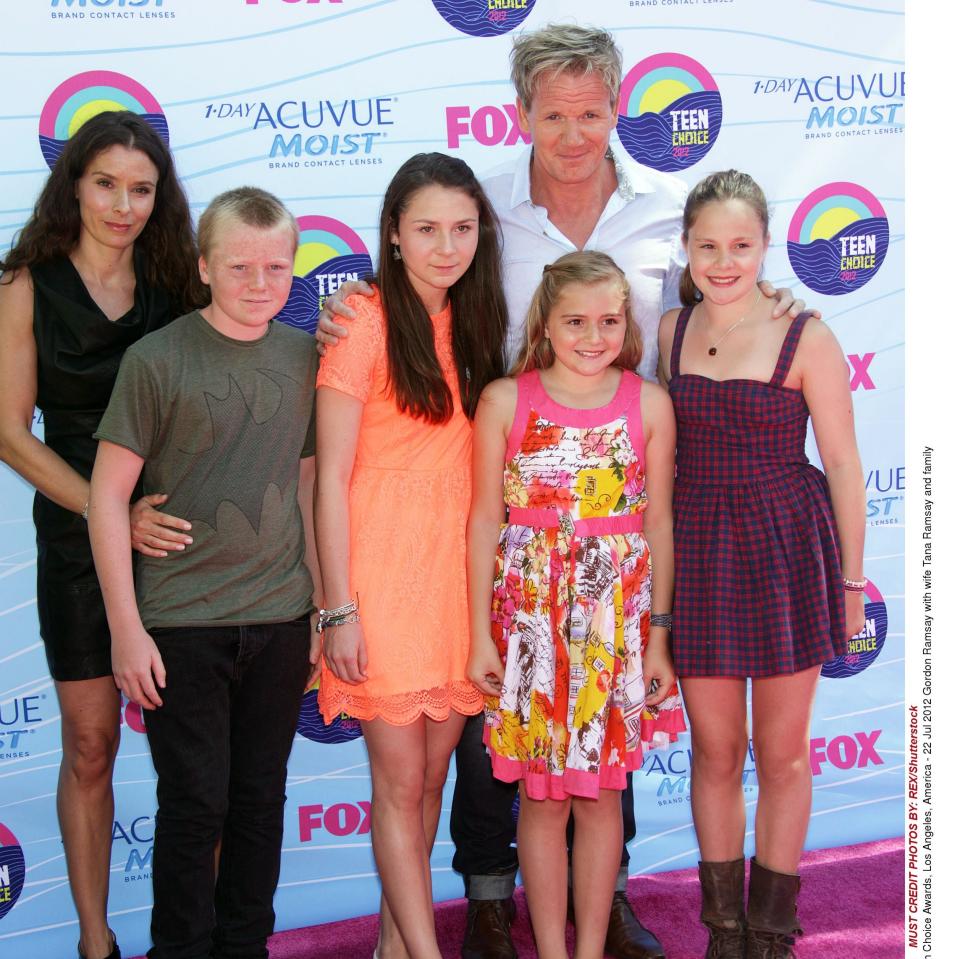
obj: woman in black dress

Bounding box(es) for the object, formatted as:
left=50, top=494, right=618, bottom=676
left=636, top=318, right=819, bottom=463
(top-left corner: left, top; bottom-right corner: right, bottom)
left=0, top=111, right=206, bottom=959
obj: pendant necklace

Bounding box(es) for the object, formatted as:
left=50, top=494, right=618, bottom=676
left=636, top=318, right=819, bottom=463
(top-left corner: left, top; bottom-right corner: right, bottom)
left=706, top=289, right=761, bottom=356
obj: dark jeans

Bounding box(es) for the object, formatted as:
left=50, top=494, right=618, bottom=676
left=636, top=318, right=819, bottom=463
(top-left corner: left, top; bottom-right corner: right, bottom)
left=450, top=712, right=636, bottom=898
left=144, top=616, right=311, bottom=959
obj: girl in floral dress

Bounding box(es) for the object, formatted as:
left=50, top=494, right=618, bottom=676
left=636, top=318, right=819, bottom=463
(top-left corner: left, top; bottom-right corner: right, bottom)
left=467, top=251, right=685, bottom=959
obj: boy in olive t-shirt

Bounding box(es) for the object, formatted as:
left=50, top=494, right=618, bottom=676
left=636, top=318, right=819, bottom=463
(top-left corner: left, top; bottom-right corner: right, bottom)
left=89, top=187, right=320, bottom=959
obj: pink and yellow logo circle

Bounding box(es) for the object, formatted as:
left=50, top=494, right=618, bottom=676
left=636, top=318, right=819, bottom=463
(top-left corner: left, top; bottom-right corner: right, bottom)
left=787, top=182, right=888, bottom=295
left=0, top=823, right=25, bottom=921
left=38, top=70, right=168, bottom=170
left=822, top=579, right=888, bottom=679
left=617, top=53, right=722, bottom=171
left=275, top=215, right=373, bottom=335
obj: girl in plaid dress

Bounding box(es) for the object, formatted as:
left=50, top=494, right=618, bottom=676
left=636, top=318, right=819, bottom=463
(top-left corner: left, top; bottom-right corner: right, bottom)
left=467, top=252, right=684, bottom=959
left=657, top=171, right=866, bottom=959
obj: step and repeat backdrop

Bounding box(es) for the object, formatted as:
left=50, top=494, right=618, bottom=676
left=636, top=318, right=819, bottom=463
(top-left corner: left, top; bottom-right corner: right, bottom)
left=0, top=1, right=903, bottom=956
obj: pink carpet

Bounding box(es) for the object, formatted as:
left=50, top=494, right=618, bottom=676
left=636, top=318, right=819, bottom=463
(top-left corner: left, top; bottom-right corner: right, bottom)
left=137, top=838, right=904, bottom=958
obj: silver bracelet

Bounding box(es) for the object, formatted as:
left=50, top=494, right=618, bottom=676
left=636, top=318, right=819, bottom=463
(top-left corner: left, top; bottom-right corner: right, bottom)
left=322, top=610, right=360, bottom=630
left=650, top=612, right=673, bottom=630
left=80, top=501, right=89, bottom=522
left=316, top=598, right=360, bottom=632
left=842, top=577, right=867, bottom=592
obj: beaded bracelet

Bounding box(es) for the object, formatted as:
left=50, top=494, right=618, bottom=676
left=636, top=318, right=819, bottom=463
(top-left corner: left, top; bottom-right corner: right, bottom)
left=650, top=612, right=673, bottom=630
left=842, top=577, right=867, bottom=592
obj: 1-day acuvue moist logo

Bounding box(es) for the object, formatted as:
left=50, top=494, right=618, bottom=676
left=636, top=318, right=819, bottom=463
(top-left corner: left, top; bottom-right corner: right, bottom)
left=821, top=579, right=888, bottom=679
left=431, top=0, right=535, bottom=37
left=787, top=182, right=888, bottom=295
left=0, top=823, right=25, bottom=921
left=38, top=70, right=168, bottom=169
left=617, top=53, right=722, bottom=172
left=274, top=215, right=373, bottom=335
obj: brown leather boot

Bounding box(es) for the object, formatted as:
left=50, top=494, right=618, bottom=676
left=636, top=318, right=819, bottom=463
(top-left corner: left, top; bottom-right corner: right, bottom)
left=698, top=859, right=746, bottom=958
left=604, top=891, right=666, bottom=959
left=745, top=858, right=802, bottom=959
left=461, top=898, right=518, bottom=959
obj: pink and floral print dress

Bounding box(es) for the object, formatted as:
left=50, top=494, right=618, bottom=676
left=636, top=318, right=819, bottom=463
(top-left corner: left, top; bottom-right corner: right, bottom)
left=484, top=370, right=685, bottom=800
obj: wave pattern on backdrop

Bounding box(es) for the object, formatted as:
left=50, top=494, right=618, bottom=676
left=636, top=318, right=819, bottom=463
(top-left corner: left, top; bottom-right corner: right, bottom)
left=38, top=70, right=169, bottom=169
left=0, top=1, right=904, bottom=956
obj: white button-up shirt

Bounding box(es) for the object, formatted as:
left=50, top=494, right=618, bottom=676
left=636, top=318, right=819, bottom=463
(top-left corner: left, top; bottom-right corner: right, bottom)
left=482, top=144, right=687, bottom=382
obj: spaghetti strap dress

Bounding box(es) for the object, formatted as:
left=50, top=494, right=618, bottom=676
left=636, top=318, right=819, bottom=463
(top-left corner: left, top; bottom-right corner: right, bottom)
left=484, top=370, right=685, bottom=800
left=31, top=255, right=171, bottom=681
left=668, top=308, right=847, bottom=678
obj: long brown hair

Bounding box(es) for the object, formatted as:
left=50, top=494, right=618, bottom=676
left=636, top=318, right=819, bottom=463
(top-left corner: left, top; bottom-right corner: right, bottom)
left=512, top=251, right=642, bottom=374
left=376, top=153, right=507, bottom=421
left=0, top=110, right=207, bottom=314
left=679, top=169, right=770, bottom=307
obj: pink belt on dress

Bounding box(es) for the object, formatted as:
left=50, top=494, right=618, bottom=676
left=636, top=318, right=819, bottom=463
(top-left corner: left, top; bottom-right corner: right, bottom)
left=508, top=506, right=643, bottom=537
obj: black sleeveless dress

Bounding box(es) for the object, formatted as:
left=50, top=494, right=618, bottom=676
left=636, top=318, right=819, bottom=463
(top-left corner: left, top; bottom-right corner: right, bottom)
left=31, top=255, right=171, bottom=681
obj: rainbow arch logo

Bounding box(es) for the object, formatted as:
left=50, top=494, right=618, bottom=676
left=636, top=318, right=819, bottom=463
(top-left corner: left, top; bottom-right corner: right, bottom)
left=821, top=579, right=888, bottom=679
left=38, top=70, right=168, bottom=170
left=787, top=182, right=888, bottom=296
left=616, top=53, right=722, bottom=172
left=0, top=822, right=25, bottom=921
left=430, top=0, right=536, bottom=38
left=297, top=685, right=363, bottom=745
left=275, top=215, right=373, bottom=335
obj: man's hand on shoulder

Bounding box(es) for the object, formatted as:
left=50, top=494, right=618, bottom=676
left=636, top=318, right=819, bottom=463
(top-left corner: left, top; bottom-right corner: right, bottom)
left=759, top=279, right=820, bottom=320
left=315, top=279, right=375, bottom=355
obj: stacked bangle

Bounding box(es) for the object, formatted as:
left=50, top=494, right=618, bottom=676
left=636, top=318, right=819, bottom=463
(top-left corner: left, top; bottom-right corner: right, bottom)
left=842, top=577, right=867, bottom=592
left=650, top=612, right=673, bottom=630
left=316, top=599, right=360, bottom=632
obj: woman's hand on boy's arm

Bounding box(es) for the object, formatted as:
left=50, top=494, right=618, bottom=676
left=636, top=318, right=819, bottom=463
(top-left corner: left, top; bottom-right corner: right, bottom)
left=130, top=493, right=193, bottom=558
left=315, top=279, right=375, bottom=354
left=112, top=625, right=166, bottom=710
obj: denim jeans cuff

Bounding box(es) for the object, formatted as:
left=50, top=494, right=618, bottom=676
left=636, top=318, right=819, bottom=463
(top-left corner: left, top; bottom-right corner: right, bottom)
left=468, top=872, right=517, bottom=900
left=615, top=864, right=629, bottom=893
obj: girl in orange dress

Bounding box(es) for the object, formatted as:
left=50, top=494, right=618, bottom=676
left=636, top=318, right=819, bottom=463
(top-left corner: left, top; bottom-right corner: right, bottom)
left=315, top=153, right=508, bottom=959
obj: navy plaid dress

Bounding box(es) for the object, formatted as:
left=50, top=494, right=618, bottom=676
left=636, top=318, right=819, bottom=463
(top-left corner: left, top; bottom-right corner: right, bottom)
left=668, top=308, right=847, bottom=677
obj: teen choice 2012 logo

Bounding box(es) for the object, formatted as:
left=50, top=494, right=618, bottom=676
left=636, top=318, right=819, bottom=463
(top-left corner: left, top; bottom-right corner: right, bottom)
left=0, top=823, right=26, bottom=921
left=821, top=579, right=888, bottom=679
left=617, top=53, right=722, bottom=172
left=38, top=71, right=168, bottom=171
left=430, top=0, right=536, bottom=38
left=297, top=683, right=363, bottom=745
left=787, top=182, right=889, bottom=295
left=275, top=216, right=373, bottom=336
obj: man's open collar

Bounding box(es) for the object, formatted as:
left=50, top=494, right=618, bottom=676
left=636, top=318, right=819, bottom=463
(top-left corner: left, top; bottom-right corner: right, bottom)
left=507, top=138, right=657, bottom=211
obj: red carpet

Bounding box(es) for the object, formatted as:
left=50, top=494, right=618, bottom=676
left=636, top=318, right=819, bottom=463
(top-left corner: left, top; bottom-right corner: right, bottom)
left=137, top=838, right=904, bottom=957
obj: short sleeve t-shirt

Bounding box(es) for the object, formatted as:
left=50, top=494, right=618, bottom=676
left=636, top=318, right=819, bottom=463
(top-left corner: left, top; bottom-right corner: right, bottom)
left=95, top=311, right=318, bottom=629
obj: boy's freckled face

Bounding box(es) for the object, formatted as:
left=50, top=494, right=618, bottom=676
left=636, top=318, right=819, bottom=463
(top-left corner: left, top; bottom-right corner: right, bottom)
left=199, top=221, right=297, bottom=340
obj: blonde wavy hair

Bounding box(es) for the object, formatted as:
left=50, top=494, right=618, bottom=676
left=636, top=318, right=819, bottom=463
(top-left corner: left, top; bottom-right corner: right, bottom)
left=512, top=251, right=642, bottom=374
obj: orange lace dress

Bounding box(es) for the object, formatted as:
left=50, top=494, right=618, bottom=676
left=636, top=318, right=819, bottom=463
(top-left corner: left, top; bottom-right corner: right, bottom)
left=316, top=290, right=482, bottom=725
